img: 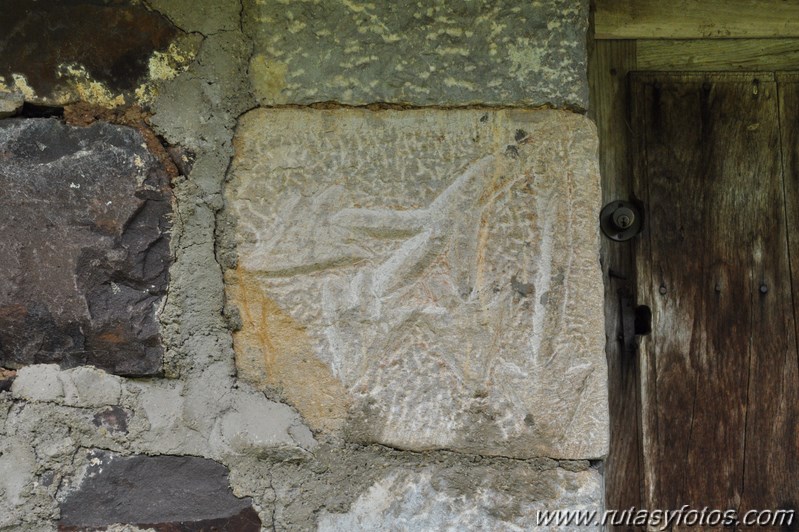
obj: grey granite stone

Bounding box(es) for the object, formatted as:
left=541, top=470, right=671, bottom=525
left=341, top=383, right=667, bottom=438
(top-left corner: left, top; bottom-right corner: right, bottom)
left=244, top=0, right=589, bottom=108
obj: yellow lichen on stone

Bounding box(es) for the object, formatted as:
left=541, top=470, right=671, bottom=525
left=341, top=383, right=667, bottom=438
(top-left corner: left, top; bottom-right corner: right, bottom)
left=7, top=74, right=37, bottom=101
left=4, top=34, right=198, bottom=108
left=148, top=40, right=198, bottom=81
left=134, top=37, right=199, bottom=104
left=134, top=84, right=158, bottom=104
left=58, top=64, right=126, bottom=108
left=249, top=54, right=289, bottom=105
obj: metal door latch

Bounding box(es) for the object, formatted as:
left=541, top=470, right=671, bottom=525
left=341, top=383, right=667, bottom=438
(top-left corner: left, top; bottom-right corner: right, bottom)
left=620, top=294, right=651, bottom=356
left=600, top=200, right=643, bottom=241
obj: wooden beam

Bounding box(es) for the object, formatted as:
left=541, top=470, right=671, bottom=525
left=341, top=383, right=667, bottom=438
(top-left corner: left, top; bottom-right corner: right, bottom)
left=588, top=39, right=643, bottom=513
left=596, top=0, right=799, bottom=40
left=637, top=39, right=799, bottom=71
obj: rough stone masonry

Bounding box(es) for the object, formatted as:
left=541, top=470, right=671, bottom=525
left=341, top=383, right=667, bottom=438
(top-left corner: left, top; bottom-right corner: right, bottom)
left=0, top=0, right=606, bottom=530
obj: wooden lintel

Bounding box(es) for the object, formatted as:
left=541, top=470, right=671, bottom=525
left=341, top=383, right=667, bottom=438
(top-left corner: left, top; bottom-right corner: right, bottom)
left=596, top=0, right=799, bottom=40
left=636, top=39, right=799, bottom=71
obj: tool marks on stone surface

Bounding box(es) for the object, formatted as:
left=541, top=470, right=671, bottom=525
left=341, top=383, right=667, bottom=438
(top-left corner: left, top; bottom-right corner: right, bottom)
left=223, top=109, right=606, bottom=458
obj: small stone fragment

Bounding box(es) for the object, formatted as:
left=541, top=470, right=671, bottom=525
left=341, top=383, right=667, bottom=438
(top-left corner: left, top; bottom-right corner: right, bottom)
left=220, top=390, right=317, bottom=458
left=0, top=368, right=15, bottom=392
left=60, top=366, right=123, bottom=407
left=167, top=145, right=195, bottom=176
left=10, top=365, right=64, bottom=403
left=92, top=406, right=130, bottom=434
left=11, top=365, right=123, bottom=407
left=0, top=92, right=23, bottom=118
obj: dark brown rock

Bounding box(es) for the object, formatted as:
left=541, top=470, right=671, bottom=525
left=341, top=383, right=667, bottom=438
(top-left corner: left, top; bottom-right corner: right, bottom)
left=0, top=0, right=179, bottom=103
left=58, top=451, right=261, bottom=531
left=0, top=118, right=172, bottom=376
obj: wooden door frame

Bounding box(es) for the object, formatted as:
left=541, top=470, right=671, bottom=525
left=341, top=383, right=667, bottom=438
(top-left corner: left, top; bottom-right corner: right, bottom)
left=589, top=0, right=799, bottom=514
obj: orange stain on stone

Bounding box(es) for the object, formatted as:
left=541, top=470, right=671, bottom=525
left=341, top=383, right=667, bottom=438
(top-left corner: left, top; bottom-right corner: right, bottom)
left=96, top=327, right=127, bottom=345
left=227, top=268, right=350, bottom=433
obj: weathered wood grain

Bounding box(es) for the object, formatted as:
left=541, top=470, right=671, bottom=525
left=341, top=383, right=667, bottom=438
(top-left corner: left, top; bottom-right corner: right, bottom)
left=631, top=71, right=799, bottom=513
left=637, top=39, right=799, bottom=72
left=596, top=0, right=799, bottom=39
left=588, top=39, right=643, bottom=521
left=770, top=73, right=799, bottom=515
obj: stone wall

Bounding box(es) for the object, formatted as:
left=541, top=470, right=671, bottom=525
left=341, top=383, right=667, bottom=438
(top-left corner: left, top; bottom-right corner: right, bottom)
left=0, top=1, right=606, bottom=530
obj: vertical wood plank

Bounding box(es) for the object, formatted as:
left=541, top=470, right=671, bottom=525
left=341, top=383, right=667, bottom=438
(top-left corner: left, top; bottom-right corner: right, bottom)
left=632, top=72, right=799, bottom=513
left=588, top=38, right=641, bottom=521
left=762, top=72, right=799, bottom=516
left=628, top=72, right=660, bottom=515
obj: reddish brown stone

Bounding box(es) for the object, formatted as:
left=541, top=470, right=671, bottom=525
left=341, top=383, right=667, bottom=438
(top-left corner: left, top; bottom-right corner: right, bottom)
left=0, top=118, right=172, bottom=376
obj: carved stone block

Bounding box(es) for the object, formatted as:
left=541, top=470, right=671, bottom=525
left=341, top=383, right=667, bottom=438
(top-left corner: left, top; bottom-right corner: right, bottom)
left=225, top=109, right=606, bottom=458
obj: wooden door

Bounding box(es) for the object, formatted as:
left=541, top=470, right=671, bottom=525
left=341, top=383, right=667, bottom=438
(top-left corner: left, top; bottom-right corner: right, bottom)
left=631, top=72, right=799, bottom=522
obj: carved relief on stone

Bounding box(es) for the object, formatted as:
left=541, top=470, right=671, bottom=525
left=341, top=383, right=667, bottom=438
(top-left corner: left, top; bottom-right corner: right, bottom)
left=225, top=109, right=606, bottom=459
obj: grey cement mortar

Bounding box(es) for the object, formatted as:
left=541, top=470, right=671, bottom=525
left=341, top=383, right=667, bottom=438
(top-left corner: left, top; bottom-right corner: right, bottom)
left=0, top=1, right=603, bottom=530
left=145, top=0, right=243, bottom=35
